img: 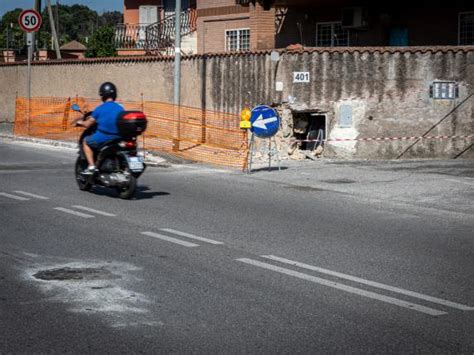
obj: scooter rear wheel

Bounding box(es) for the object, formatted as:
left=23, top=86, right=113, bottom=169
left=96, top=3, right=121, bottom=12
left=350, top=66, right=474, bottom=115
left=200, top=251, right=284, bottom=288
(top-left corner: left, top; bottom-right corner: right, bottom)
left=117, top=174, right=136, bottom=199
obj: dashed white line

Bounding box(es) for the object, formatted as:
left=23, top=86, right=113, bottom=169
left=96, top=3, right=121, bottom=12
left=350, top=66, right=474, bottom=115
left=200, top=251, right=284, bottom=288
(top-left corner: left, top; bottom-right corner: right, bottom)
left=14, top=191, right=49, bottom=200
left=444, top=178, right=474, bottom=186
left=140, top=231, right=199, bottom=248
left=160, top=228, right=224, bottom=245
left=237, top=258, right=447, bottom=316
left=0, top=192, right=30, bottom=201
left=262, top=255, right=474, bottom=311
left=71, top=205, right=116, bottom=217
left=54, top=207, right=95, bottom=219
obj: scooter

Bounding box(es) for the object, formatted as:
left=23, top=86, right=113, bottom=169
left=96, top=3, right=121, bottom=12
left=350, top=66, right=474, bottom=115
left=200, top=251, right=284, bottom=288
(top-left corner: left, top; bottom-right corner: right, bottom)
left=71, top=103, right=147, bottom=199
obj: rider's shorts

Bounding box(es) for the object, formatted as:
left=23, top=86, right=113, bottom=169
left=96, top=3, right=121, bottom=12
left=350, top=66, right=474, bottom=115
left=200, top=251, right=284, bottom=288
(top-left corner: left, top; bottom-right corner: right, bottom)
left=85, top=132, right=120, bottom=150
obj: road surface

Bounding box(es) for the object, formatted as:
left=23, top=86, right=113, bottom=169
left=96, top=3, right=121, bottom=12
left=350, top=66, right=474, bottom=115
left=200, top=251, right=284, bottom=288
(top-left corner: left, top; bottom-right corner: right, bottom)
left=0, top=140, right=473, bottom=352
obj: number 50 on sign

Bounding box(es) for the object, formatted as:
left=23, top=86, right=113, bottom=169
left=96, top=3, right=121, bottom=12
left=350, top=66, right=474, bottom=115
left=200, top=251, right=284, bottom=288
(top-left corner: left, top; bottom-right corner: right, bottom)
left=18, top=9, right=42, bottom=32
left=293, top=72, right=310, bottom=83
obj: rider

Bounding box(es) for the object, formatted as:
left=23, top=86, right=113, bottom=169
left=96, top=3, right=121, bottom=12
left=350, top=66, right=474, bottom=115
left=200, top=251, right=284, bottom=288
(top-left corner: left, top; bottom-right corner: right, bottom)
left=74, top=82, right=124, bottom=175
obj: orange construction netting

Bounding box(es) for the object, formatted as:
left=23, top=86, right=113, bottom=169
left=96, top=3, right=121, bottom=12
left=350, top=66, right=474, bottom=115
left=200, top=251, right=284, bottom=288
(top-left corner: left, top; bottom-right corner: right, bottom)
left=14, top=97, right=249, bottom=169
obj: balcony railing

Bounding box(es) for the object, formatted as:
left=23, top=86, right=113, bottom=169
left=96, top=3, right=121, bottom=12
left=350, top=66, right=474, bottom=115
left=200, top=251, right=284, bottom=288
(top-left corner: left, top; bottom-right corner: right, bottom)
left=145, top=8, right=197, bottom=55
left=115, top=23, right=149, bottom=50
left=115, top=8, right=197, bottom=55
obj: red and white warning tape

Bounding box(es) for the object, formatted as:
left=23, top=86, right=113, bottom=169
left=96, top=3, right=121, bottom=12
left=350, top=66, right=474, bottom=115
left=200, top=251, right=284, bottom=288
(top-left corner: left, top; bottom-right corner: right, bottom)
left=292, top=135, right=474, bottom=143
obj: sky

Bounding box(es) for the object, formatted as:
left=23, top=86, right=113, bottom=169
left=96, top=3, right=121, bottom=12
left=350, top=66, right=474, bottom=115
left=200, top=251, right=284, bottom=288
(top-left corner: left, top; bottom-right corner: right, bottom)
left=0, top=0, right=123, bottom=17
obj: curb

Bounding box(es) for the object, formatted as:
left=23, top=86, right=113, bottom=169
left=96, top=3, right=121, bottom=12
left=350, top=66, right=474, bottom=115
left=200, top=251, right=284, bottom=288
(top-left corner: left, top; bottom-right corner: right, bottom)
left=0, top=134, right=172, bottom=168
left=0, top=134, right=77, bottom=149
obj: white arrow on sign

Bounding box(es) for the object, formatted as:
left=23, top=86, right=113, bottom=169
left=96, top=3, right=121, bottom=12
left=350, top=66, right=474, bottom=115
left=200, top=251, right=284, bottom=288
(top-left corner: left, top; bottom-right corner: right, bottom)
left=252, top=114, right=278, bottom=130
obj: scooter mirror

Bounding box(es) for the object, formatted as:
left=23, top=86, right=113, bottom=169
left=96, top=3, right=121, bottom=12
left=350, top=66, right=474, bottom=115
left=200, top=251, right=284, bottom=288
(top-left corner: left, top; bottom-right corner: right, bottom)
left=71, top=104, right=81, bottom=112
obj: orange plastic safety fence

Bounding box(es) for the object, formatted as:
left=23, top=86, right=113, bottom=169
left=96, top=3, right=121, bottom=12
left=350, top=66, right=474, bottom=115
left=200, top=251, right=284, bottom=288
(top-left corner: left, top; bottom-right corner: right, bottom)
left=14, top=97, right=248, bottom=169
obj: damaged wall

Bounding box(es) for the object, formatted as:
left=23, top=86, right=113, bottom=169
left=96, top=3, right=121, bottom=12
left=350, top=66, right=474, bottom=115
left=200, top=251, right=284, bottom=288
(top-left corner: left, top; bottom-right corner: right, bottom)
left=1, top=46, right=473, bottom=159
left=273, top=48, right=474, bottom=159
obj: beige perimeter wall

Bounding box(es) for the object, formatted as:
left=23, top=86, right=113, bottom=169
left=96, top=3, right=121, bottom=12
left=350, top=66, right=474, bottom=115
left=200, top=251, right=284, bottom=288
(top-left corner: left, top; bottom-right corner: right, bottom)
left=1, top=47, right=473, bottom=159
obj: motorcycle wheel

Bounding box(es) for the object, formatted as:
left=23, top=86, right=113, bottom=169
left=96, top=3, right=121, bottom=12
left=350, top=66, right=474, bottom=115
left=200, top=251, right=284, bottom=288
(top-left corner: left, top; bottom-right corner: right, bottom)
left=117, top=174, right=136, bottom=199
left=75, top=157, right=92, bottom=191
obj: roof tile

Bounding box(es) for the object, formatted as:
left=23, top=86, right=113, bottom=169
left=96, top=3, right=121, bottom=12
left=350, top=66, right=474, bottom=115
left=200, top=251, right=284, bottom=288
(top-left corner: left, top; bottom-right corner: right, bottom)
left=1, top=46, right=473, bottom=66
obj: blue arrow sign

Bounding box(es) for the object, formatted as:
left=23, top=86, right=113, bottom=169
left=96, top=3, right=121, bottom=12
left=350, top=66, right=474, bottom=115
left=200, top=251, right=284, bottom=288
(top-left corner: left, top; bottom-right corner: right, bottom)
left=250, top=105, right=280, bottom=138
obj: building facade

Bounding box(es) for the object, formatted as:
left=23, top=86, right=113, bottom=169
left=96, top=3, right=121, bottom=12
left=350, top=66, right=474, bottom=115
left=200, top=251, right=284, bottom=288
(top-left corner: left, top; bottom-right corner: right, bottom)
left=116, top=1, right=474, bottom=55
left=196, top=0, right=474, bottom=53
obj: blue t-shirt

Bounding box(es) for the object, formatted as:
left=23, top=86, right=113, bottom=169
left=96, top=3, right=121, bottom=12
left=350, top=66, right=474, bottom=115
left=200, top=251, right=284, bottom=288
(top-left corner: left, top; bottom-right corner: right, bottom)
left=91, top=101, right=124, bottom=144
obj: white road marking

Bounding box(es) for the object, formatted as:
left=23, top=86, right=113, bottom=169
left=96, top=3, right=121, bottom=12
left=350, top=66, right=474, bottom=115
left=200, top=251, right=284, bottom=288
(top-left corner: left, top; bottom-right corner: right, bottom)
left=262, top=255, right=474, bottom=311
left=160, top=228, right=224, bottom=245
left=54, top=207, right=95, bottom=219
left=444, top=178, right=474, bottom=186
left=0, top=192, right=29, bottom=201
left=14, top=191, right=49, bottom=200
left=140, top=232, right=199, bottom=248
left=71, top=205, right=116, bottom=217
left=237, top=258, right=447, bottom=316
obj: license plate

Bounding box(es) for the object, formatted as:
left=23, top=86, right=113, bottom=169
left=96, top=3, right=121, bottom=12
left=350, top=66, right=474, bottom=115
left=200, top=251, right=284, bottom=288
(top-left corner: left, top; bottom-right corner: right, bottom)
left=127, top=156, right=144, bottom=172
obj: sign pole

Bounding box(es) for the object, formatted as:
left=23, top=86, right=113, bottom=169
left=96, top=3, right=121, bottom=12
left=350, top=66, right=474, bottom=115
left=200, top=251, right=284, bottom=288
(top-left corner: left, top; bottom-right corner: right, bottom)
left=268, top=138, right=271, bottom=171
left=18, top=9, right=43, bottom=135
left=27, top=32, right=33, bottom=133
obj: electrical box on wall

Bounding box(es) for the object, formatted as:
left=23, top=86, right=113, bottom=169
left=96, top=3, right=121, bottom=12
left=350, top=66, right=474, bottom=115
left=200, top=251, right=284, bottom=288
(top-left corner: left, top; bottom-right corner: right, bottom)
left=429, top=82, right=459, bottom=100
left=342, top=7, right=369, bottom=29
left=339, top=105, right=353, bottom=128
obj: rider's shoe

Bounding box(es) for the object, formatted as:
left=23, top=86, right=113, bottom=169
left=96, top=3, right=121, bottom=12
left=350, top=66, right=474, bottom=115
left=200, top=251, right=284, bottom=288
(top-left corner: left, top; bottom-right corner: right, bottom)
left=81, top=166, right=97, bottom=175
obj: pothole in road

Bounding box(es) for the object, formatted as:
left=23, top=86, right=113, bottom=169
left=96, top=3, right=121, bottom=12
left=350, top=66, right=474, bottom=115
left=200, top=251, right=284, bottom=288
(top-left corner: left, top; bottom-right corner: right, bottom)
left=321, top=178, right=356, bottom=184
left=285, top=185, right=325, bottom=192
left=33, top=267, right=121, bottom=281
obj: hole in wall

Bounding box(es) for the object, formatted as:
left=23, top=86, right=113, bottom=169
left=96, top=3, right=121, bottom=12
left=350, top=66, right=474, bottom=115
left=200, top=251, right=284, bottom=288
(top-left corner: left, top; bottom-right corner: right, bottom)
left=289, top=110, right=327, bottom=158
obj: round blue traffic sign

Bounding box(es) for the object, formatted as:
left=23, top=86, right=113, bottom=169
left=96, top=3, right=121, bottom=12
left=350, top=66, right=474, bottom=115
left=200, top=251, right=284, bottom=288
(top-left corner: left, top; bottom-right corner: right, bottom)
left=250, top=105, right=280, bottom=138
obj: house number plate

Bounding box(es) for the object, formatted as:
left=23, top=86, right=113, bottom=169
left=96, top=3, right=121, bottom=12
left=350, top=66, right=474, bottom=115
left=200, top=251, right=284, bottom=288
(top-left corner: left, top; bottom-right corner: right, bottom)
left=293, top=72, right=310, bottom=83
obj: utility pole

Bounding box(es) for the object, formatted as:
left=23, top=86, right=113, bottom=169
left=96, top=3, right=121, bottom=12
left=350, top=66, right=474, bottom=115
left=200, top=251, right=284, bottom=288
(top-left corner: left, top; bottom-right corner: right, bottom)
left=173, top=0, right=182, bottom=150
left=55, top=0, right=59, bottom=39
left=174, top=0, right=182, bottom=108
left=46, top=0, right=61, bottom=58
left=34, top=0, right=42, bottom=58
left=6, top=25, right=10, bottom=50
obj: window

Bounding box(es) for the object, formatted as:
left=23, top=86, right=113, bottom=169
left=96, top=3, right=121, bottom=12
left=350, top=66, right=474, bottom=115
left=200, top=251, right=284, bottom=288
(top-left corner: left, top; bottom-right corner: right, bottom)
left=225, top=29, right=250, bottom=51
left=138, top=6, right=158, bottom=45
left=139, top=6, right=158, bottom=25
left=459, top=12, right=474, bottom=45
left=316, top=22, right=349, bottom=47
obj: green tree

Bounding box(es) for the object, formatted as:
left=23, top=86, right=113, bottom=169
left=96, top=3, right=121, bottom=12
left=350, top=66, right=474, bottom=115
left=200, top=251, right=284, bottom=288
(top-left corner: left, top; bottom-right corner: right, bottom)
left=85, top=26, right=116, bottom=58
left=0, top=9, right=25, bottom=50
left=38, top=5, right=122, bottom=50
left=99, top=11, right=123, bottom=27
left=39, top=4, right=98, bottom=48
left=0, top=5, right=122, bottom=54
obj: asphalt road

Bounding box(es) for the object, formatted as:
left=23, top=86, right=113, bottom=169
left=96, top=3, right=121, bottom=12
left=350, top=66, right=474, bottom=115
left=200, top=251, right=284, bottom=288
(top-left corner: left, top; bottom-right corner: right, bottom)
left=1, top=140, right=473, bottom=353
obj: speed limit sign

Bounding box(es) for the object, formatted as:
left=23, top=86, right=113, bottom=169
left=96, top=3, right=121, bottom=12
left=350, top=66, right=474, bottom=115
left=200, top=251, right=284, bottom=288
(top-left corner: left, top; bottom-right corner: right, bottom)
left=18, top=9, right=42, bottom=32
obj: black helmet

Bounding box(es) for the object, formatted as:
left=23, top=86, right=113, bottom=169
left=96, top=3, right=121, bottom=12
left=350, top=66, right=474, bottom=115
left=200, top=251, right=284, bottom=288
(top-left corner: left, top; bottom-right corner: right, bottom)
left=99, top=82, right=117, bottom=101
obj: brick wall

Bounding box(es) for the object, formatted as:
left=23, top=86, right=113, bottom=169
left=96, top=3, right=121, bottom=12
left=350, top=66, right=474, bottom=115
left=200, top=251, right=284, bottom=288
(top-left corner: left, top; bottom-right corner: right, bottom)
left=196, top=1, right=276, bottom=53
left=197, top=0, right=238, bottom=10
left=200, top=17, right=251, bottom=53
left=197, top=0, right=250, bottom=53
left=249, top=2, right=276, bottom=50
